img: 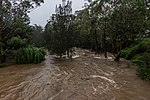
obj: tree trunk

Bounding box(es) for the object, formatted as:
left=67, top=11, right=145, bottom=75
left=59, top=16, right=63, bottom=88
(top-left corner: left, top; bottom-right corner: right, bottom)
left=0, top=0, right=5, bottom=63
left=0, top=32, right=5, bottom=63
left=103, top=18, right=107, bottom=58
left=114, top=55, right=120, bottom=61
left=112, top=40, right=116, bottom=53
left=59, top=54, right=62, bottom=60
left=67, top=49, right=70, bottom=58
left=114, top=53, right=120, bottom=61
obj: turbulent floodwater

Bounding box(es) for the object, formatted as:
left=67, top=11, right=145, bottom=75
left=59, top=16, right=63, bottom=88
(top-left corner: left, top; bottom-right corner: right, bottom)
left=0, top=49, right=150, bottom=100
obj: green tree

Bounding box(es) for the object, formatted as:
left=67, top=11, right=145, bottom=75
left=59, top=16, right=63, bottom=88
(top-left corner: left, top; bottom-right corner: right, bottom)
left=75, top=0, right=149, bottom=59
left=74, top=9, right=91, bottom=49
left=43, top=21, right=54, bottom=49
left=45, top=1, right=77, bottom=58
left=108, top=0, right=149, bottom=54
left=0, top=0, right=43, bottom=63
left=30, top=25, right=45, bottom=47
left=7, top=35, right=27, bottom=50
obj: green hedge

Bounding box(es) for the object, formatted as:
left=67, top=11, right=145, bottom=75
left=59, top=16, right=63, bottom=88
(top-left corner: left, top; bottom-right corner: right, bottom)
left=119, top=38, right=150, bottom=80
left=16, top=47, right=46, bottom=64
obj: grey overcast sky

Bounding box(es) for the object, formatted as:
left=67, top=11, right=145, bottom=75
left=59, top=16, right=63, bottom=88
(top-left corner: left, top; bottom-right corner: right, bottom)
left=29, top=0, right=84, bottom=27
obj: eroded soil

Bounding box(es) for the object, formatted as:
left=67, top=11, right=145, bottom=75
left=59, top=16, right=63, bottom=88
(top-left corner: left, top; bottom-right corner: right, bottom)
left=0, top=49, right=150, bottom=100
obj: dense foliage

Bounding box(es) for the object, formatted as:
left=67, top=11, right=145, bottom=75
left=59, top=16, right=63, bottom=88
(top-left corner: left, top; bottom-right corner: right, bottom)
left=7, top=36, right=27, bottom=50
left=44, top=1, right=78, bottom=58
left=43, top=0, right=150, bottom=80
left=16, top=47, right=45, bottom=64
left=119, top=38, right=150, bottom=80
left=74, top=0, right=149, bottom=55
left=0, top=0, right=44, bottom=63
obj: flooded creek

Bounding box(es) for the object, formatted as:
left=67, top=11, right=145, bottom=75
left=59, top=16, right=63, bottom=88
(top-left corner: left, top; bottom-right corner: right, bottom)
left=0, top=49, right=150, bottom=100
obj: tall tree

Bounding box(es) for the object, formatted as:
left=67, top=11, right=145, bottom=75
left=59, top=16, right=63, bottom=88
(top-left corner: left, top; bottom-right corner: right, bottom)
left=45, top=0, right=77, bottom=58
left=30, top=25, right=45, bottom=47
left=0, top=0, right=43, bottom=63
left=75, top=0, right=149, bottom=58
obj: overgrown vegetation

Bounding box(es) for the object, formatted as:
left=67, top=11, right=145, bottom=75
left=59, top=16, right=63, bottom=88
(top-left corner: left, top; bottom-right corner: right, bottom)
left=7, top=36, right=27, bottom=50
left=16, top=47, right=46, bottom=64
left=0, top=0, right=44, bottom=65
left=119, top=38, right=150, bottom=80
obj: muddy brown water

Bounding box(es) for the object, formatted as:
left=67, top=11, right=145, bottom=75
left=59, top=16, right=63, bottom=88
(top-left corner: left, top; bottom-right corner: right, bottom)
left=0, top=49, right=150, bottom=100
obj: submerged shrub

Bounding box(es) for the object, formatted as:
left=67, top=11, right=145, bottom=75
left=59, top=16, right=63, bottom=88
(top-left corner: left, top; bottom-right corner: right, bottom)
left=16, top=47, right=46, bottom=64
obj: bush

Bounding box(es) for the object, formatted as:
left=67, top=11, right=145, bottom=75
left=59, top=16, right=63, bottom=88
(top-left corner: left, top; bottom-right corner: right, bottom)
left=120, top=44, right=139, bottom=60
left=137, top=52, right=150, bottom=80
left=126, top=45, right=139, bottom=60
left=120, top=38, right=150, bottom=59
left=7, top=36, right=27, bottom=50
left=138, top=38, right=150, bottom=53
left=131, top=54, right=143, bottom=63
left=119, top=38, right=150, bottom=80
left=16, top=47, right=46, bottom=64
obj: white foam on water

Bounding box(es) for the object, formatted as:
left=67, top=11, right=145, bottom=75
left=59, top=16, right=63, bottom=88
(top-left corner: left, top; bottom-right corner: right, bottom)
left=90, top=75, right=116, bottom=84
left=72, top=55, right=80, bottom=59
left=92, top=83, right=97, bottom=94
left=94, top=57, right=113, bottom=60
left=49, top=89, right=63, bottom=100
